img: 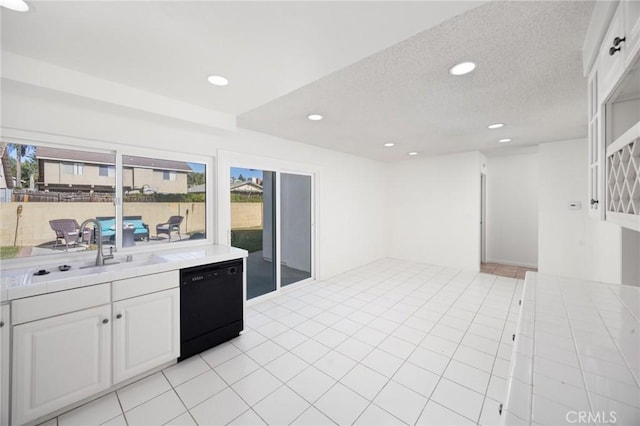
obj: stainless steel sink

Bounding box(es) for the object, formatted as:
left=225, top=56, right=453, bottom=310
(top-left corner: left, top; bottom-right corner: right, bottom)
left=79, top=261, right=121, bottom=270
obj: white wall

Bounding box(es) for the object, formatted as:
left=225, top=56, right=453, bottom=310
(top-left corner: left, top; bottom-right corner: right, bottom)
left=386, top=151, right=481, bottom=271
left=1, top=81, right=387, bottom=281
left=538, top=139, right=622, bottom=283
left=486, top=151, right=539, bottom=267
left=621, top=228, right=640, bottom=287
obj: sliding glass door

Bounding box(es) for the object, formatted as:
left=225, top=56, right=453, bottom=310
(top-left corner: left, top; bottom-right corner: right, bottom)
left=228, top=167, right=313, bottom=300
left=280, top=173, right=312, bottom=286
left=229, top=168, right=276, bottom=299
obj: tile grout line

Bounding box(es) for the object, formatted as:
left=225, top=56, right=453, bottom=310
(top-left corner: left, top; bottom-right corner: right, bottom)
left=353, top=269, right=490, bottom=425
left=411, top=271, right=500, bottom=425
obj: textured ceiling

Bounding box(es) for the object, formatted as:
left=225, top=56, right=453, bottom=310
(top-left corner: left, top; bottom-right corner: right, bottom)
left=1, top=1, right=594, bottom=162
left=238, top=1, right=595, bottom=161
left=1, top=0, right=484, bottom=115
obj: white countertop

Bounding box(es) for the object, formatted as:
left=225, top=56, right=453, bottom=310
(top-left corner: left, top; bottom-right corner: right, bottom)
left=0, top=244, right=247, bottom=302
left=502, top=272, right=640, bottom=425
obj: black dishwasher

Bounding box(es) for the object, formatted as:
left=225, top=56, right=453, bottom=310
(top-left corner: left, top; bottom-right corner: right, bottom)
left=179, top=259, right=243, bottom=361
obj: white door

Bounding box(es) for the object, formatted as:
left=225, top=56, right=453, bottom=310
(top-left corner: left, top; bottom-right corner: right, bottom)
left=1, top=305, right=9, bottom=426
left=112, top=288, right=180, bottom=383
left=12, top=305, right=111, bottom=425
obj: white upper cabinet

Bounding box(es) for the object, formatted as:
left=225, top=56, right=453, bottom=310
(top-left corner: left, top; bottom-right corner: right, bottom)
left=588, top=65, right=604, bottom=218
left=585, top=0, right=640, bottom=231
left=623, top=0, right=640, bottom=67
left=598, top=5, right=626, bottom=102
left=112, top=288, right=180, bottom=383
left=599, top=1, right=640, bottom=101
left=12, top=305, right=112, bottom=425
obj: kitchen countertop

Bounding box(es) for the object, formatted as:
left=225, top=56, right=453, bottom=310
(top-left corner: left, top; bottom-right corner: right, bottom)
left=501, top=272, right=640, bottom=425
left=0, top=244, right=247, bottom=302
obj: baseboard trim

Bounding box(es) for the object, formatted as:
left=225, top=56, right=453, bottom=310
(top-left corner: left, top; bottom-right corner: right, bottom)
left=485, top=258, right=538, bottom=269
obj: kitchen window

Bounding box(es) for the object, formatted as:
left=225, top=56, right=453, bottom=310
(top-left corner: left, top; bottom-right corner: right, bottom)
left=0, top=140, right=212, bottom=261
left=122, top=155, right=207, bottom=245
left=0, top=142, right=116, bottom=260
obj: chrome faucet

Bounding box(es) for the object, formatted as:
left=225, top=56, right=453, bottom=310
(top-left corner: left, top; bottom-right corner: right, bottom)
left=78, top=218, right=115, bottom=266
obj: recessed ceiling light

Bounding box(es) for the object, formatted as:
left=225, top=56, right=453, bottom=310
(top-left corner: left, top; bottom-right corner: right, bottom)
left=207, top=75, right=229, bottom=86
left=498, top=138, right=512, bottom=143
left=408, top=152, right=419, bottom=156
left=0, top=0, right=29, bottom=12
left=488, top=123, right=504, bottom=129
left=384, top=143, right=395, bottom=147
left=307, top=114, right=323, bottom=121
left=449, top=61, right=476, bottom=76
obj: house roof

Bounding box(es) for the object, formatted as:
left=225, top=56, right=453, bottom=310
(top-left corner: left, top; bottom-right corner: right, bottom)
left=188, top=184, right=206, bottom=193
left=231, top=181, right=263, bottom=192
left=36, top=146, right=193, bottom=172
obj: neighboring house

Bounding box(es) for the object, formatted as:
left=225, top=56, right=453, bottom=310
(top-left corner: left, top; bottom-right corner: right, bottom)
left=230, top=181, right=263, bottom=194
left=187, top=184, right=205, bottom=193
left=36, top=147, right=192, bottom=193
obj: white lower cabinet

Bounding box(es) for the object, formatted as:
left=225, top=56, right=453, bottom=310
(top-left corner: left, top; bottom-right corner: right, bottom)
left=12, top=305, right=112, bottom=425
left=7, top=271, right=182, bottom=424
left=112, top=288, right=180, bottom=383
left=1, top=305, right=10, bottom=426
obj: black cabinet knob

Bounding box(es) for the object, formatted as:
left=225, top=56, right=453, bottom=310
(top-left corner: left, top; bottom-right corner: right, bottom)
left=512, top=333, right=516, bottom=342
left=0, top=321, right=4, bottom=328
left=116, top=314, right=122, bottom=319
left=610, top=46, right=622, bottom=56
left=102, top=318, right=109, bottom=324
left=613, top=36, right=626, bottom=47
left=590, top=199, right=599, bottom=206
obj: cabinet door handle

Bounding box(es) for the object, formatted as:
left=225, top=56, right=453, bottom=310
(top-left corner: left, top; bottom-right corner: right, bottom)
left=116, top=314, right=122, bottom=319
left=590, top=199, right=599, bottom=206
left=102, top=318, right=109, bottom=324
left=0, top=321, right=4, bottom=328
left=610, top=46, right=622, bottom=56
left=613, top=36, right=626, bottom=47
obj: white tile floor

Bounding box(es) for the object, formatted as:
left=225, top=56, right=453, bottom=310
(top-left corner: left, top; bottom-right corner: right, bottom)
left=43, top=258, right=523, bottom=426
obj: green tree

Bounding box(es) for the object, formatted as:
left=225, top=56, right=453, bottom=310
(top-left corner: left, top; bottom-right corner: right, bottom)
left=8, top=144, right=36, bottom=188
left=187, top=172, right=205, bottom=187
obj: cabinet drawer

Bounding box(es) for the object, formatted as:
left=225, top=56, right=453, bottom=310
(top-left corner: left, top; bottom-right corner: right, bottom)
left=113, top=270, right=178, bottom=301
left=12, top=283, right=111, bottom=325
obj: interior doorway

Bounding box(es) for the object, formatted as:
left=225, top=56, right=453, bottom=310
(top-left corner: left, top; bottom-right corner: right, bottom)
left=480, top=173, right=487, bottom=264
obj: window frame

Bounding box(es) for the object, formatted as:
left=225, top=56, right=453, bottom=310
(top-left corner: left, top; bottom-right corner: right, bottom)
left=162, top=170, right=177, bottom=181
left=0, top=130, right=216, bottom=269
left=217, top=150, right=318, bottom=304
left=98, top=165, right=115, bottom=177
left=62, top=162, right=84, bottom=176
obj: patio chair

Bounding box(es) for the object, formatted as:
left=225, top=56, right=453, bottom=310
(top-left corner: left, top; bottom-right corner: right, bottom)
left=49, top=219, right=91, bottom=251
left=156, top=215, right=183, bottom=241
